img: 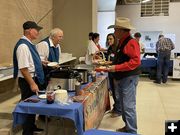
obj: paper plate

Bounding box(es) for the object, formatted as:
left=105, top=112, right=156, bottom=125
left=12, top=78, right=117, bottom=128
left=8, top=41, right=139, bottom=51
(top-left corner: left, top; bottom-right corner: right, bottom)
left=38, top=94, right=46, bottom=99
left=71, top=96, right=86, bottom=102
left=47, top=62, right=58, bottom=67
left=95, top=67, right=108, bottom=72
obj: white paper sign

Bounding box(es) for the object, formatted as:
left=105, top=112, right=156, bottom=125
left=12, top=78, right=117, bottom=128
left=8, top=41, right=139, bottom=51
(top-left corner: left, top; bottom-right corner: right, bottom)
left=173, top=59, right=180, bottom=79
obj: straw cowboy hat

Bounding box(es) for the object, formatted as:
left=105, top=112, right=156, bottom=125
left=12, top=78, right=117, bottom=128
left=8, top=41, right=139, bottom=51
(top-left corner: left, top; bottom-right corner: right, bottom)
left=108, top=17, right=135, bottom=30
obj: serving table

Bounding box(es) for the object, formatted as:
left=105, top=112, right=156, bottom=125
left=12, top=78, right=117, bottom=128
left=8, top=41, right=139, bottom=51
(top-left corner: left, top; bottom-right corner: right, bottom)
left=13, top=74, right=110, bottom=135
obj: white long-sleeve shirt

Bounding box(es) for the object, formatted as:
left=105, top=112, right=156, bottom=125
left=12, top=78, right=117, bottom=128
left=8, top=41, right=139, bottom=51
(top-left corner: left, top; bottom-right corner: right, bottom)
left=85, top=40, right=99, bottom=65
left=36, top=38, right=61, bottom=62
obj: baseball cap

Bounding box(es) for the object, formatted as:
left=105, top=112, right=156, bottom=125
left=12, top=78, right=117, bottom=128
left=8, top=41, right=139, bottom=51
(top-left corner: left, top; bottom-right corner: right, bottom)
left=23, top=21, right=43, bottom=31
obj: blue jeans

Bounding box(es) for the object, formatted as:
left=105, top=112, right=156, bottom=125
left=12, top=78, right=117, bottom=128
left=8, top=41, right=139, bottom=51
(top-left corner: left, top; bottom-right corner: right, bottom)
left=156, top=51, right=171, bottom=83
left=114, top=75, right=139, bottom=134
left=108, top=72, right=122, bottom=114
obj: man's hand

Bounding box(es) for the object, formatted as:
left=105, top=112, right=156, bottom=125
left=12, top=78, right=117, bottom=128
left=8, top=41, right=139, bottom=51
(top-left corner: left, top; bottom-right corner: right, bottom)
left=107, top=65, right=116, bottom=72
left=42, top=60, right=49, bottom=66
left=20, top=68, right=40, bottom=94
left=30, top=83, right=39, bottom=93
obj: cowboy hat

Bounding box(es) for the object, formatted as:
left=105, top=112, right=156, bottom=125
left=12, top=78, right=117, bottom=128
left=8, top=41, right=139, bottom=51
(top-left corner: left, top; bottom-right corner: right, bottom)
left=108, top=17, right=135, bottom=30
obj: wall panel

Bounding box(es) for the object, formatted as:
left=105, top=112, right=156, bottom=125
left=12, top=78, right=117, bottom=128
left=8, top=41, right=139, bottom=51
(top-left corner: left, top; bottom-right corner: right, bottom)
left=0, top=0, right=53, bottom=66
left=53, top=0, right=97, bottom=58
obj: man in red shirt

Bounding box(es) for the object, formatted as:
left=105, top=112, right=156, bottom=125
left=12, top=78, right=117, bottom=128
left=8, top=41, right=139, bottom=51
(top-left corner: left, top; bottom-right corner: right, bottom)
left=107, top=17, right=141, bottom=134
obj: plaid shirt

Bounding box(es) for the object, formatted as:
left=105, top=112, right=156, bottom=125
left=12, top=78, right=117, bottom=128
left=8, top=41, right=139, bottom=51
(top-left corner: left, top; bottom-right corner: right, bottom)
left=156, top=37, right=175, bottom=52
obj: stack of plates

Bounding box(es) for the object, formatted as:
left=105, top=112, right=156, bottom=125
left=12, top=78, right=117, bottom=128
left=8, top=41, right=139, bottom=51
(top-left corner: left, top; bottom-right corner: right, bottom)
left=47, top=62, right=58, bottom=67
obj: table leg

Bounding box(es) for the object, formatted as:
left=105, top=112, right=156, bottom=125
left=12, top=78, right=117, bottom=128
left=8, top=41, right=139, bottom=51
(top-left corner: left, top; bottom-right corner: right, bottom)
left=45, top=116, right=48, bottom=135
left=62, top=117, right=65, bottom=135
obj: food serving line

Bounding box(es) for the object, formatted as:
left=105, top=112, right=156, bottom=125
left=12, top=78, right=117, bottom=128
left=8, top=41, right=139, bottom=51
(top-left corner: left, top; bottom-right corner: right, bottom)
left=12, top=73, right=110, bottom=135
left=13, top=52, right=133, bottom=135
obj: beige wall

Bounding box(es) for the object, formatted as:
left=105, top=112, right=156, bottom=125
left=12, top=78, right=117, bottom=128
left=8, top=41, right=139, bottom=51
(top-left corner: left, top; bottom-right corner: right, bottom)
left=92, top=0, right=98, bottom=32
left=0, top=0, right=53, bottom=65
left=53, top=0, right=97, bottom=58
left=116, top=3, right=180, bottom=52
left=0, top=0, right=97, bottom=65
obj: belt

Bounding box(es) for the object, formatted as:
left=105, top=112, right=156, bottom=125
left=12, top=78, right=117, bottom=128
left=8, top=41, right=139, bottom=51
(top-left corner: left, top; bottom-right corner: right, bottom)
left=19, top=76, right=37, bottom=80
left=159, top=50, right=170, bottom=52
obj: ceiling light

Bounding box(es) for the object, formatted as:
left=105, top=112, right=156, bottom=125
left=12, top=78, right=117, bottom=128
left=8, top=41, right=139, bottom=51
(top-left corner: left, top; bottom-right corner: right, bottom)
left=141, top=0, right=151, bottom=3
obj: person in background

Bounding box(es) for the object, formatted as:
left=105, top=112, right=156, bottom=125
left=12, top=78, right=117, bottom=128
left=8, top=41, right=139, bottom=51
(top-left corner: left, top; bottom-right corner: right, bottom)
left=107, top=17, right=141, bottom=134
left=106, top=33, right=117, bottom=61
left=13, top=21, right=44, bottom=135
left=93, top=33, right=107, bottom=52
left=88, top=32, right=93, bottom=41
left=154, top=34, right=174, bottom=84
left=36, top=28, right=63, bottom=64
left=106, top=33, right=122, bottom=117
left=134, top=32, right=145, bottom=57
left=93, top=33, right=107, bottom=61
left=85, top=33, right=99, bottom=65
left=92, top=33, right=101, bottom=50
left=36, top=28, right=63, bottom=86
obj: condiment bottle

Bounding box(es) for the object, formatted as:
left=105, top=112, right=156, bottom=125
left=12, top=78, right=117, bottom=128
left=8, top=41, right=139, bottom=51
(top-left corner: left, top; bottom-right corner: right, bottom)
left=75, top=81, right=81, bottom=96
left=46, top=81, right=55, bottom=104
left=92, top=71, right=96, bottom=82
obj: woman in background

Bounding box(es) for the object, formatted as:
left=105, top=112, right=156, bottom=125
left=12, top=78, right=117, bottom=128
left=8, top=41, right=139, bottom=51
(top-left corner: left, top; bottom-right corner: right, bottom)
left=106, top=33, right=122, bottom=117
left=85, top=33, right=99, bottom=65
left=85, top=33, right=106, bottom=65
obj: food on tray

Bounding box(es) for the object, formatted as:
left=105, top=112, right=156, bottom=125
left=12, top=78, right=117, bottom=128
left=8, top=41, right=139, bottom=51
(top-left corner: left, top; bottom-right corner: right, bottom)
left=99, top=61, right=105, bottom=65
left=99, top=66, right=106, bottom=69
left=71, top=95, right=86, bottom=102
left=95, top=66, right=108, bottom=72
left=93, top=59, right=112, bottom=65
left=105, top=61, right=112, bottom=65
left=99, top=61, right=112, bottom=65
